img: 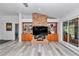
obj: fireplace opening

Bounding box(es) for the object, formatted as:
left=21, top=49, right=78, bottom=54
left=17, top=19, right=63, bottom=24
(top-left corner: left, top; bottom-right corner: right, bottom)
left=34, top=34, right=45, bottom=41
left=33, top=26, right=48, bottom=41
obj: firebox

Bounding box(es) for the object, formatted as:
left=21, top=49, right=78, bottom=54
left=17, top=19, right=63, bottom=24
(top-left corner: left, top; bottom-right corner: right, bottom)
left=33, top=26, right=48, bottom=41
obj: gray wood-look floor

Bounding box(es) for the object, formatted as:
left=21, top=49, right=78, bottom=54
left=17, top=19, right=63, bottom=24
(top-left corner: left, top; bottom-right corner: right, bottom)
left=0, top=41, right=79, bottom=56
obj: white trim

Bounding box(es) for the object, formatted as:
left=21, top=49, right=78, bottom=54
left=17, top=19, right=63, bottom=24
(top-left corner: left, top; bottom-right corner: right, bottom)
left=19, top=13, right=22, bottom=42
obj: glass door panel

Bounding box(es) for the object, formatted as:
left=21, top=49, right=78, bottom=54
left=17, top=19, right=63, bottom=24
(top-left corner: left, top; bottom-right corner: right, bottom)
left=69, top=18, right=78, bottom=47
left=63, top=21, right=68, bottom=42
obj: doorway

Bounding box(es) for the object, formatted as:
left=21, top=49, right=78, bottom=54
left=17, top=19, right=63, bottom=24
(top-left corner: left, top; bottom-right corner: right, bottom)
left=15, top=24, right=19, bottom=41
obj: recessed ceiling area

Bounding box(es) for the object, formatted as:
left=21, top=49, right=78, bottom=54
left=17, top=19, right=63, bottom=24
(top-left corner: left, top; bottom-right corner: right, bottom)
left=0, top=3, right=79, bottom=19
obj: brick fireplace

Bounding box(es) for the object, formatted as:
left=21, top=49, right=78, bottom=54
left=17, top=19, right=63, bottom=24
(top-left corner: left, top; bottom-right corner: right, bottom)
left=32, top=13, right=48, bottom=43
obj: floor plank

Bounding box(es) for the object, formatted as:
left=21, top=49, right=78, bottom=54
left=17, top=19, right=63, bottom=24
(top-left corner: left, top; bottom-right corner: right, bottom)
left=0, top=41, right=79, bottom=56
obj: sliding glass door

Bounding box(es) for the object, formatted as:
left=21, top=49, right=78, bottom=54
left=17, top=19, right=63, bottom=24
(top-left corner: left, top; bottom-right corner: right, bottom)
left=69, top=18, right=78, bottom=46
left=63, top=18, right=79, bottom=47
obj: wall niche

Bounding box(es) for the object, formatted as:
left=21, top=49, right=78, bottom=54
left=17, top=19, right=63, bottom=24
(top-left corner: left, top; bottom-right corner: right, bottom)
left=22, top=22, right=32, bottom=34
left=48, top=22, right=57, bottom=34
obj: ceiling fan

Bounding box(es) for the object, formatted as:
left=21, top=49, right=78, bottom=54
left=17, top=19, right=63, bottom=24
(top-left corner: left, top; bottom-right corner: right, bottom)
left=23, top=3, right=28, bottom=7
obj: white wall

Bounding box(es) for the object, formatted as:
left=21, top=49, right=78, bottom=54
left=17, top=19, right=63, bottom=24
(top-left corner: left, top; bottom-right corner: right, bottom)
left=22, top=15, right=32, bottom=19
left=0, top=15, right=19, bottom=40
left=48, top=19, right=59, bottom=22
